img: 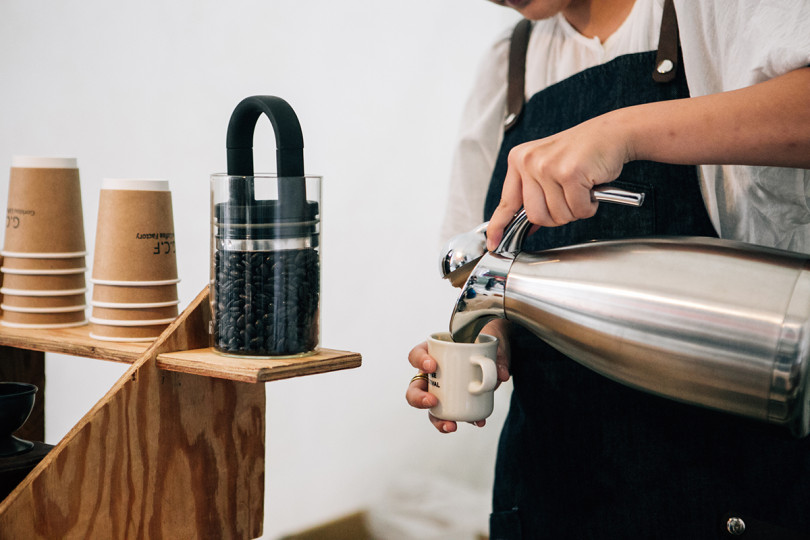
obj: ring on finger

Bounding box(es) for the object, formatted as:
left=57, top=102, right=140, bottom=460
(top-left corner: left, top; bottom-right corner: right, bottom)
left=410, top=372, right=429, bottom=384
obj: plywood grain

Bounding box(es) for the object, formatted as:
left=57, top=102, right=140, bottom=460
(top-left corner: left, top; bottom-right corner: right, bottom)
left=157, top=347, right=362, bottom=383
left=0, top=288, right=265, bottom=539
left=0, top=325, right=147, bottom=364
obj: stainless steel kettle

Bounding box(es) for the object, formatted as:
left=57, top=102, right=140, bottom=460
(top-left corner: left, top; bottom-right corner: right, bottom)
left=443, top=208, right=810, bottom=437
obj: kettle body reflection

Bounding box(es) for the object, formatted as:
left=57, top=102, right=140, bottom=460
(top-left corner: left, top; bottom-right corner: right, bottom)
left=446, top=210, right=810, bottom=437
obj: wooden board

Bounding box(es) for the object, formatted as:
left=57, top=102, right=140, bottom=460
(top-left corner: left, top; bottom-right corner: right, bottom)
left=0, top=288, right=266, bottom=539
left=157, top=347, right=362, bottom=383
left=0, top=325, right=148, bottom=364
left=0, top=309, right=363, bottom=385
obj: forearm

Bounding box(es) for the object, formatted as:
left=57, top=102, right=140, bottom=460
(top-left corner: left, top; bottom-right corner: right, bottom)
left=484, top=67, right=810, bottom=249
left=619, top=67, right=810, bottom=169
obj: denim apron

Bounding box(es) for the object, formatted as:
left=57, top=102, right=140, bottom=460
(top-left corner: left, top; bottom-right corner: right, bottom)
left=483, top=9, right=810, bottom=540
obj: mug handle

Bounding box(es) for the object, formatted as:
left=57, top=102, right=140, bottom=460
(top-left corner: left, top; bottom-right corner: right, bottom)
left=468, top=355, right=498, bottom=395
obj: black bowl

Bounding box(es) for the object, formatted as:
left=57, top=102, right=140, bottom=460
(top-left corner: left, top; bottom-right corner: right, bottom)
left=0, top=382, right=37, bottom=457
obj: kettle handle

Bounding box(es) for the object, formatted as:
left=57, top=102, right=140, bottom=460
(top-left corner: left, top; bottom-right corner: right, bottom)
left=494, top=185, right=645, bottom=255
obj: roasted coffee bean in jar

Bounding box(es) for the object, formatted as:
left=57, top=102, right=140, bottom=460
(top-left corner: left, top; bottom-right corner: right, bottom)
left=213, top=245, right=319, bottom=355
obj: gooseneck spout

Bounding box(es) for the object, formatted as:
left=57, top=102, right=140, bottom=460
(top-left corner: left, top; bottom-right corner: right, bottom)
left=447, top=219, right=810, bottom=437
left=449, top=208, right=532, bottom=343
left=449, top=251, right=512, bottom=344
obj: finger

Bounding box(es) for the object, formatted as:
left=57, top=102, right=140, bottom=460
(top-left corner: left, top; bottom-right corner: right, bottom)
left=405, top=376, right=438, bottom=409
left=486, top=165, right=524, bottom=251
left=405, top=387, right=437, bottom=409
left=408, top=342, right=436, bottom=373
left=521, top=177, right=556, bottom=228
left=496, top=355, right=511, bottom=383
left=481, top=318, right=511, bottom=383
left=523, top=176, right=567, bottom=229
left=495, top=337, right=511, bottom=382
left=429, top=413, right=458, bottom=434
left=564, top=180, right=598, bottom=220
left=537, top=180, right=575, bottom=226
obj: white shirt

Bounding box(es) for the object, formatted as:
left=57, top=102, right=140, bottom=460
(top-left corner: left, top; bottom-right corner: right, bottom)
left=441, top=0, right=810, bottom=253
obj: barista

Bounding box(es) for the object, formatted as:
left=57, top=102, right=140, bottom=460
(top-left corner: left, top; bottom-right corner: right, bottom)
left=406, top=0, right=810, bottom=537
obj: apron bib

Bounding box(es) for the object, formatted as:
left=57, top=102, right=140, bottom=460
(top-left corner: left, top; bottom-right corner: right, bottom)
left=485, top=8, right=810, bottom=540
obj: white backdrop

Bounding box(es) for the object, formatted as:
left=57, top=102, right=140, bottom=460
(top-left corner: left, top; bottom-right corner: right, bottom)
left=0, top=2, right=520, bottom=537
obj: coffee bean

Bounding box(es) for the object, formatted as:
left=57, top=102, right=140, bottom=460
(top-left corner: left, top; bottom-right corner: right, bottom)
left=213, top=248, right=319, bottom=355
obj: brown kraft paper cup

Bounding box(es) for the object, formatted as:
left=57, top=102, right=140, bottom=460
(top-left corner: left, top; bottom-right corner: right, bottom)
left=4, top=157, right=86, bottom=254
left=2, top=256, right=86, bottom=271
left=2, top=308, right=87, bottom=326
left=91, top=179, right=178, bottom=282
left=89, top=321, right=170, bottom=341
left=91, top=304, right=178, bottom=321
left=1, top=293, right=87, bottom=309
left=91, top=283, right=178, bottom=304
left=1, top=272, right=86, bottom=292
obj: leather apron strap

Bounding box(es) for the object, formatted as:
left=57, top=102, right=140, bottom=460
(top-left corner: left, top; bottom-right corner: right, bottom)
left=652, top=0, right=680, bottom=83
left=504, top=18, right=532, bottom=131
left=505, top=0, right=681, bottom=130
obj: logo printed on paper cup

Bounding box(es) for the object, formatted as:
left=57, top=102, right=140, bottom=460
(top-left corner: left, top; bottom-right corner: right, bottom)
left=92, top=179, right=178, bottom=283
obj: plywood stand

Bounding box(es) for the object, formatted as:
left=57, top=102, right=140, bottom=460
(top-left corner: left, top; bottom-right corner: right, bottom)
left=0, top=287, right=361, bottom=539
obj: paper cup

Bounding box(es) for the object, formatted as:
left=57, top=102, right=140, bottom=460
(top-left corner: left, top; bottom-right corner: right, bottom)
left=3, top=157, right=86, bottom=254
left=0, top=287, right=86, bottom=297
left=88, top=320, right=170, bottom=341
left=91, top=282, right=178, bottom=304
left=1, top=266, right=86, bottom=276
left=91, top=179, right=178, bottom=282
left=1, top=303, right=86, bottom=314
left=1, top=319, right=87, bottom=329
left=1, top=272, right=86, bottom=292
left=91, top=304, right=178, bottom=322
left=1, top=255, right=86, bottom=271
left=91, top=299, right=179, bottom=309
left=2, top=307, right=86, bottom=326
left=1, top=293, right=86, bottom=309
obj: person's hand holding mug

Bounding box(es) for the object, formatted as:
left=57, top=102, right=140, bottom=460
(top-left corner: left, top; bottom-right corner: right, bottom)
left=406, top=319, right=512, bottom=433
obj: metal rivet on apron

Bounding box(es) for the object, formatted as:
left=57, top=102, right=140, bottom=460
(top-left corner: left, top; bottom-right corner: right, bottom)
left=656, top=59, right=674, bottom=74
left=504, top=113, right=517, bottom=127
left=726, top=517, right=746, bottom=535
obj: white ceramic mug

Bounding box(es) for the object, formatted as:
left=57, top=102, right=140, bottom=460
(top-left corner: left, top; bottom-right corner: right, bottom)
left=426, top=332, right=498, bottom=422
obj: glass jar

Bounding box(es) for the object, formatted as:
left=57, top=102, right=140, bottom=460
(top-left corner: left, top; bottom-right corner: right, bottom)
left=210, top=174, right=321, bottom=357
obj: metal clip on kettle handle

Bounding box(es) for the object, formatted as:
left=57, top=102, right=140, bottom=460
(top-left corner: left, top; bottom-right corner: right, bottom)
left=494, top=186, right=646, bottom=255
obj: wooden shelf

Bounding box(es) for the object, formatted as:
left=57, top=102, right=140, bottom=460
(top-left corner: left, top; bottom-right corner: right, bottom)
left=157, top=348, right=361, bottom=383
left=0, top=324, right=147, bottom=364
left=0, top=286, right=362, bottom=538
left=0, top=322, right=361, bottom=384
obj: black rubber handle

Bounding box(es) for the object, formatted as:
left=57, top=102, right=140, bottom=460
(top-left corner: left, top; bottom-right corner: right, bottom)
left=225, top=96, right=306, bottom=218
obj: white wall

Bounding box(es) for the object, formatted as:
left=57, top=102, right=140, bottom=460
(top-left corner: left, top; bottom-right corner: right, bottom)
left=0, top=2, right=520, bottom=537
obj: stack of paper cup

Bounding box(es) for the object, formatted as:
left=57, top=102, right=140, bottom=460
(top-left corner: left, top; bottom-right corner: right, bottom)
left=0, top=157, right=88, bottom=329
left=89, top=179, right=179, bottom=342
